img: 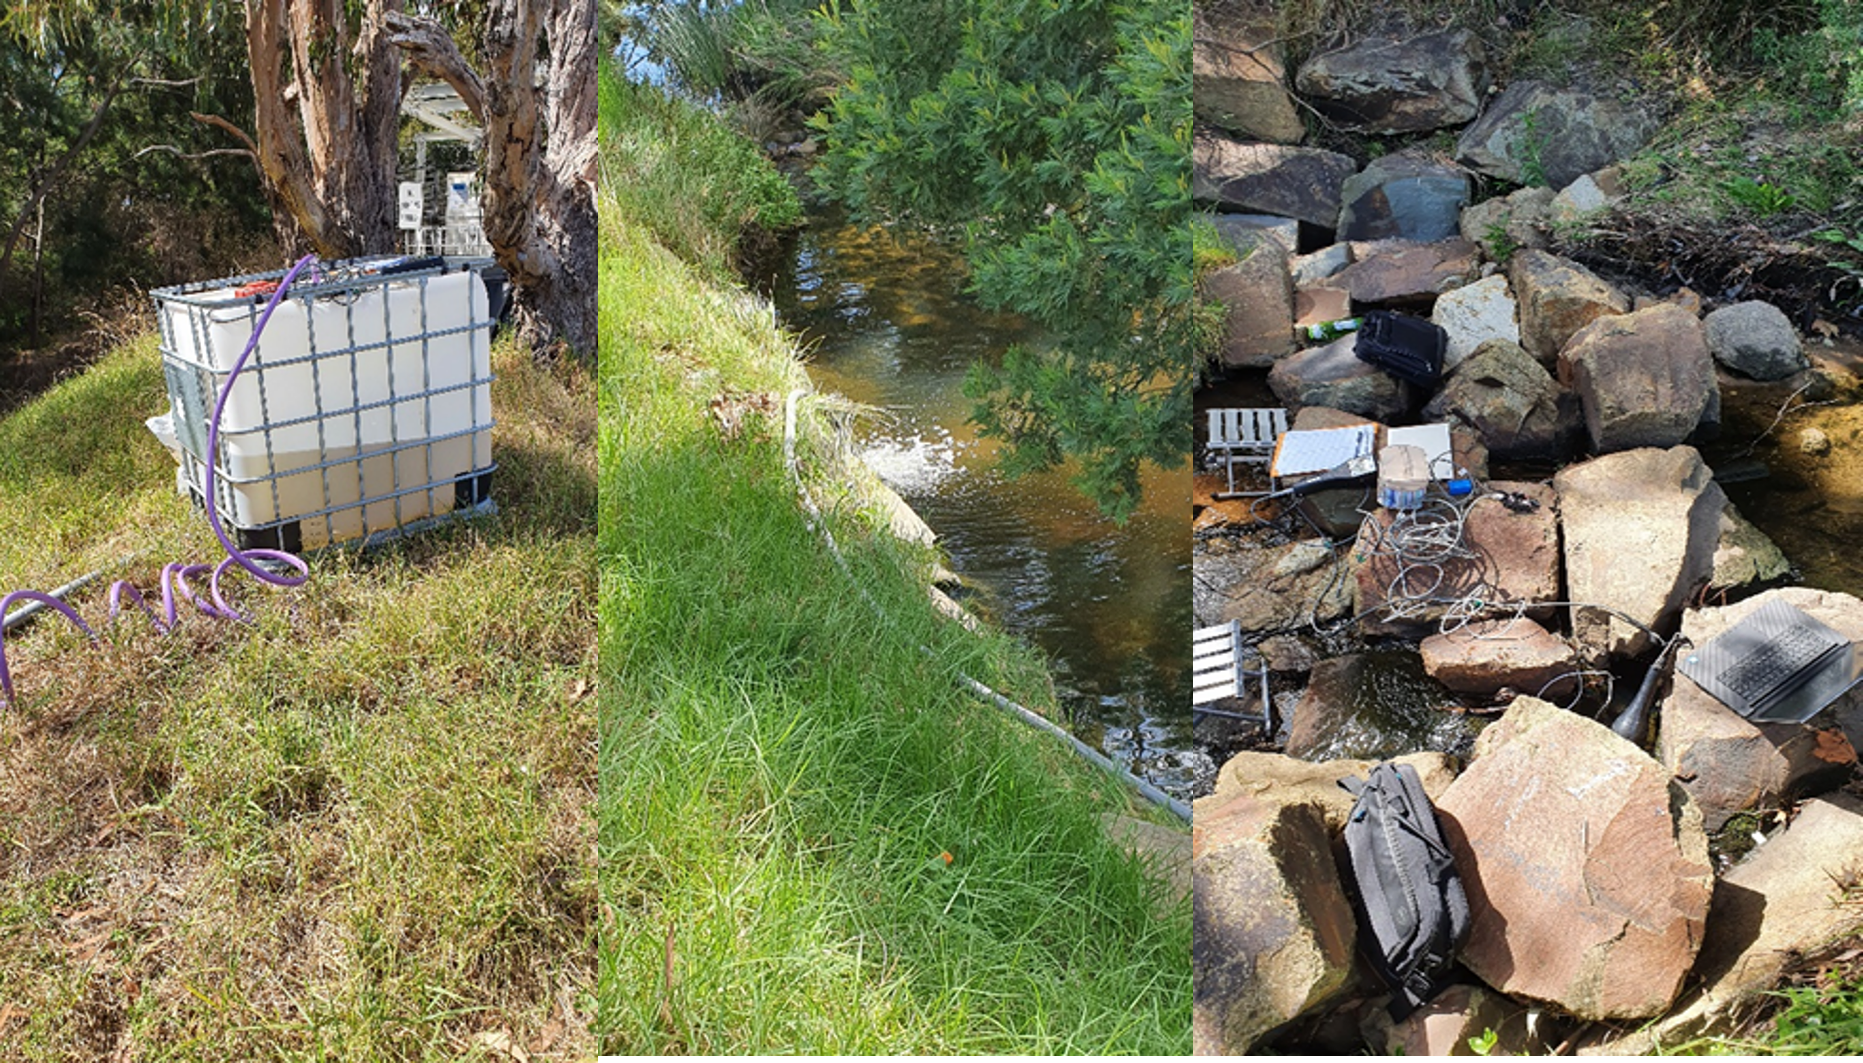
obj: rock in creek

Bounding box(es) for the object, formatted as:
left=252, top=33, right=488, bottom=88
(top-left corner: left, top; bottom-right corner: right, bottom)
left=1561, top=303, right=1719, bottom=453
left=1658, top=587, right=1863, bottom=829
left=1419, top=616, right=1580, bottom=701
left=1509, top=248, right=1629, bottom=364
left=1192, top=3, right=1305, bottom=144
left=1436, top=697, right=1713, bottom=1021
left=1352, top=481, right=1561, bottom=638
left=1431, top=274, right=1520, bottom=372
left=1708, top=498, right=1790, bottom=595
left=1703, top=300, right=1808, bottom=382
left=1193, top=536, right=1354, bottom=634
left=1555, top=446, right=1724, bottom=661
left=1454, top=80, right=1660, bottom=189
left=1331, top=238, right=1479, bottom=308
left=1424, top=337, right=1580, bottom=461
left=1336, top=152, right=1470, bottom=243
left=1587, top=794, right=1863, bottom=1053
left=1194, top=132, right=1360, bottom=228
left=1210, top=748, right=1459, bottom=833
left=1193, top=793, right=1356, bottom=1053
left=1267, top=333, right=1411, bottom=422
left=1203, top=234, right=1295, bottom=367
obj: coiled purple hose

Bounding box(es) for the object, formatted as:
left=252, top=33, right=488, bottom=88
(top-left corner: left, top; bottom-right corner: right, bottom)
left=0, top=254, right=318, bottom=702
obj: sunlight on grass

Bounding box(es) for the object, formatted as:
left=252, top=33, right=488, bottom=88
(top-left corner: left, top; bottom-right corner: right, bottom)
left=0, top=332, right=596, bottom=1060
left=598, top=72, right=1190, bottom=1055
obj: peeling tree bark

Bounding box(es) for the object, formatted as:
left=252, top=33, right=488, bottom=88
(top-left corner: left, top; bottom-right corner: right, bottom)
left=389, top=0, right=597, bottom=358
left=243, top=0, right=405, bottom=258
left=228, top=0, right=593, bottom=355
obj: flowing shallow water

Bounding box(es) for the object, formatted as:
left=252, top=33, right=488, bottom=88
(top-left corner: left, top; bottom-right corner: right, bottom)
left=756, top=208, right=1202, bottom=799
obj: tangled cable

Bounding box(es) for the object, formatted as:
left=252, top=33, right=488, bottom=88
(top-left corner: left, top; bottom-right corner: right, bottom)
left=0, top=254, right=318, bottom=703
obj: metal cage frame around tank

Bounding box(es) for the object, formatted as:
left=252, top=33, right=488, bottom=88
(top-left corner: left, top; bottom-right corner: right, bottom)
left=151, top=256, right=501, bottom=552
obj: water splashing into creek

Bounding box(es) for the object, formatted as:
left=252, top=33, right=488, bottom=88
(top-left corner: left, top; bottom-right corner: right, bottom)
left=758, top=206, right=1203, bottom=800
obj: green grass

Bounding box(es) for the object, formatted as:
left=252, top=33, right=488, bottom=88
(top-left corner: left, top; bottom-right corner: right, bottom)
left=597, top=72, right=1190, bottom=1055
left=0, top=333, right=597, bottom=1059
left=598, top=66, right=802, bottom=285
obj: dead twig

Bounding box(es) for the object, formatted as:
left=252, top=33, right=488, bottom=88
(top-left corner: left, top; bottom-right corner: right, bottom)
left=1740, top=380, right=1837, bottom=457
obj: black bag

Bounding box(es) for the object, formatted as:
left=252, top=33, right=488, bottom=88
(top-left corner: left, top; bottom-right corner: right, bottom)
left=1338, top=761, right=1470, bottom=1018
left=1354, top=311, right=1447, bottom=388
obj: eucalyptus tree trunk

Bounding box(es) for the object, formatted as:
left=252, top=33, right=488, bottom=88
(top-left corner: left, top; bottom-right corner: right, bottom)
left=244, top=0, right=405, bottom=259
left=389, top=0, right=598, bottom=358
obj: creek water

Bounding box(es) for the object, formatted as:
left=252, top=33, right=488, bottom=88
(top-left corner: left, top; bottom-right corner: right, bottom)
left=757, top=207, right=1202, bottom=799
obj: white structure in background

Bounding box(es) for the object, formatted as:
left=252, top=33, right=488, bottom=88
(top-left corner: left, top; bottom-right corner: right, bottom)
left=398, top=82, right=492, bottom=257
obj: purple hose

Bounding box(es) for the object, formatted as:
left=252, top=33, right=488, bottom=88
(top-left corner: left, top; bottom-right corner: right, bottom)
left=0, top=254, right=319, bottom=703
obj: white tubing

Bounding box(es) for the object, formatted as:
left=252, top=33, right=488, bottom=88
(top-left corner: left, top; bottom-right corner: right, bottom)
left=783, top=388, right=1191, bottom=823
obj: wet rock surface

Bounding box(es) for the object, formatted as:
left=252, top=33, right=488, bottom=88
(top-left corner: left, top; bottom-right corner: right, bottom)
left=1282, top=653, right=1483, bottom=762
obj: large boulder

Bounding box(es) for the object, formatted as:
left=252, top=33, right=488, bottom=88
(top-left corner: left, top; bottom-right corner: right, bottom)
left=1294, top=30, right=1488, bottom=134
left=1267, top=333, right=1409, bottom=421
left=1454, top=80, right=1661, bottom=189
left=1336, top=153, right=1471, bottom=243
left=1193, top=793, right=1357, bottom=1053
left=1431, top=274, right=1520, bottom=371
left=1425, top=338, right=1579, bottom=460
left=1436, top=698, right=1713, bottom=1021
left=1194, top=132, right=1359, bottom=227
left=1658, top=587, right=1863, bottom=829
left=1588, top=795, right=1863, bottom=1053
left=1203, top=235, right=1296, bottom=367
left=1331, top=238, right=1480, bottom=307
left=1420, top=616, right=1580, bottom=700
left=1555, top=447, right=1724, bottom=660
left=1703, top=300, right=1808, bottom=381
left=1509, top=249, right=1628, bottom=364
left=1193, top=5, right=1305, bottom=144
left=1353, top=481, right=1562, bottom=637
left=1560, top=303, right=1719, bottom=453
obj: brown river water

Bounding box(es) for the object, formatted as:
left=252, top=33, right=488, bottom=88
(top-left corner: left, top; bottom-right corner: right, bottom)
left=753, top=206, right=1205, bottom=799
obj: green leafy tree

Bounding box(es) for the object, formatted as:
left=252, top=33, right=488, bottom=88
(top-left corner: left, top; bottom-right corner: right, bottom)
left=810, top=0, right=1192, bottom=519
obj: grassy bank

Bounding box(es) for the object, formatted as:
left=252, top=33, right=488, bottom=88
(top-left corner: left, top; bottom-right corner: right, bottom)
left=598, top=71, right=1190, bottom=1053
left=0, top=334, right=597, bottom=1058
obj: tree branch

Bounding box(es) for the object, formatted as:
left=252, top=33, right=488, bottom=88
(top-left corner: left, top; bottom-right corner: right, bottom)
left=0, top=50, right=144, bottom=304
left=383, top=11, right=487, bottom=119
left=189, top=111, right=259, bottom=154
left=135, top=145, right=259, bottom=161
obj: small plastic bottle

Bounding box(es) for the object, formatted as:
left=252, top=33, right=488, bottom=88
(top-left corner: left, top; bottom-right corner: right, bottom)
left=1305, top=317, right=1362, bottom=342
